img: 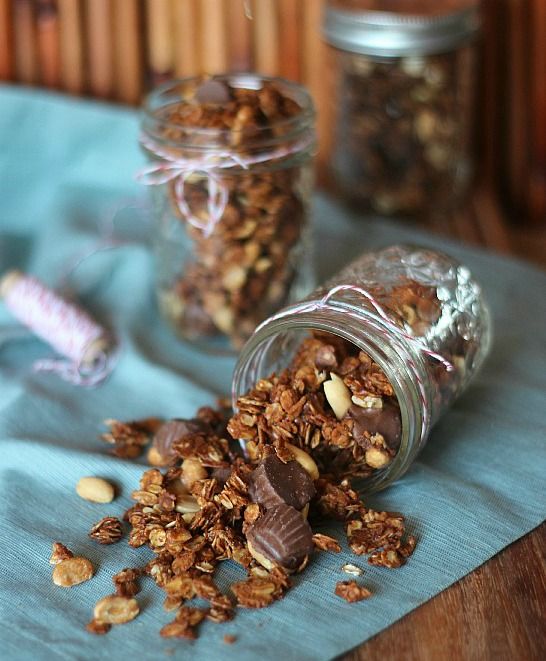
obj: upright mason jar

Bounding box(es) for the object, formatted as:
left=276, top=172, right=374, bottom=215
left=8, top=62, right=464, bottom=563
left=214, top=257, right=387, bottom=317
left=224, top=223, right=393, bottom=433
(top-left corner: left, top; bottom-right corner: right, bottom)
left=140, top=75, right=316, bottom=352
left=232, top=245, right=492, bottom=492
left=323, top=0, right=480, bottom=220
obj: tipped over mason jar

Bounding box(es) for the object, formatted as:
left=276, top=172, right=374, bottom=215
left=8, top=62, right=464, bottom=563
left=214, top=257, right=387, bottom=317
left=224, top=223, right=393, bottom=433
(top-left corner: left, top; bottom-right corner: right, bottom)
left=140, top=74, right=316, bottom=353
left=230, top=245, right=492, bottom=492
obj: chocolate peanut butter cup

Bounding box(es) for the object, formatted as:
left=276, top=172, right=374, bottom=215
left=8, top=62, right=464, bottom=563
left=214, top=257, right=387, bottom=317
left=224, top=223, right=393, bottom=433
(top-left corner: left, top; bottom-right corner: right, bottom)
left=246, top=503, right=314, bottom=570
left=248, top=455, right=316, bottom=511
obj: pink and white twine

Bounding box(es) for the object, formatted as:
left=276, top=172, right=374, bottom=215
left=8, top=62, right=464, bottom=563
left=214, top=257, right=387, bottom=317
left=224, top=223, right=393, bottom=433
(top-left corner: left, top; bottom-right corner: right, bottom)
left=3, top=274, right=115, bottom=386
left=137, top=133, right=313, bottom=237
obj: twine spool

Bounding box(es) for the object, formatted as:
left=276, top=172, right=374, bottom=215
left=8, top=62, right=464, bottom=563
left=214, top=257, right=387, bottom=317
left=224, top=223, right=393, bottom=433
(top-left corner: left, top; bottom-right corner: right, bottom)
left=0, top=270, right=115, bottom=386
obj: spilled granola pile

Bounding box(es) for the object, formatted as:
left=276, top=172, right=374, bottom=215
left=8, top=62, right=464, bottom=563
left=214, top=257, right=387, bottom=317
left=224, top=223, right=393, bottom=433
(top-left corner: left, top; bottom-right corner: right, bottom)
left=54, top=334, right=415, bottom=640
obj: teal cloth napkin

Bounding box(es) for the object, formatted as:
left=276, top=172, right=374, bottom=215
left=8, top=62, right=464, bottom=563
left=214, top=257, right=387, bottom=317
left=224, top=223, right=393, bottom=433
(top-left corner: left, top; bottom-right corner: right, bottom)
left=0, top=87, right=545, bottom=661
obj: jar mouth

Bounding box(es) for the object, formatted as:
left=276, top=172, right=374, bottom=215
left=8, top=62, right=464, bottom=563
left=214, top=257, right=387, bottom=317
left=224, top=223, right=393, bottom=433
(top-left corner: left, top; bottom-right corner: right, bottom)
left=142, top=73, right=316, bottom=150
left=231, top=306, right=427, bottom=493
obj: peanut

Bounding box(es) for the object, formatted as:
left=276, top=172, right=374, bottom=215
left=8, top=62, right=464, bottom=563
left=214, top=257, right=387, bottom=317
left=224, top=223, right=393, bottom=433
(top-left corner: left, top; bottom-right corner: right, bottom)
left=147, top=446, right=171, bottom=467
left=94, top=595, right=139, bottom=625
left=365, top=447, right=391, bottom=469
left=181, top=458, right=207, bottom=490
left=76, top=477, right=115, bottom=503
left=247, top=540, right=274, bottom=570
left=52, top=557, right=93, bottom=587
left=174, top=494, right=201, bottom=514
left=323, top=373, right=352, bottom=420
left=285, top=443, right=319, bottom=480
left=351, top=394, right=383, bottom=409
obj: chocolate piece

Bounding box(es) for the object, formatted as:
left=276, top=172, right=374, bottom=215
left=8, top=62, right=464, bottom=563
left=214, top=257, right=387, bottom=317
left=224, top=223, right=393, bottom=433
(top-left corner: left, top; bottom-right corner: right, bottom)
left=152, top=419, right=206, bottom=462
left=314, top=344, right=338, bottom=370
left=194, top=79, right=230, bottom=105
left=246, top=503, right=314, bottom=570
left=349, top=402, right=402, bottom=450
left=249, top=455, right=315, bottom=511
left=211, top=466, right=232, bottom=486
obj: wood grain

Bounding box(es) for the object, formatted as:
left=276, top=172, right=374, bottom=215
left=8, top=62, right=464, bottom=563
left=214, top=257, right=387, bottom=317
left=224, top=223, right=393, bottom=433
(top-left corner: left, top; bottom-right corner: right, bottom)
left=113, top=0, right=142, bottom=104
left=528, top=0, right=546, bottom=224
left=342, top=523, right=546, bottom=661
left=253, top=0, right=279, bottom=76
left=227, top=0, right=252, bottom=72
left=0, top=0, right=13, bottom=79
left=301, top=0, right=328, bottom=165
left=506, top=0, right=530, bottom=219
left=172, top=0, right=199, bottom=78
left=86, top=0, right=113, bottom=98
left=58, top=0, right=84, bottom=94
left=146, top=0, right=173, bottom=83
left=12, top=0, right=37, bottom=84
left=36, top=0, right=61, bottom=88
left=279, top=0, right=301, bottom=81
left=200, top=0, right=227, bottom=75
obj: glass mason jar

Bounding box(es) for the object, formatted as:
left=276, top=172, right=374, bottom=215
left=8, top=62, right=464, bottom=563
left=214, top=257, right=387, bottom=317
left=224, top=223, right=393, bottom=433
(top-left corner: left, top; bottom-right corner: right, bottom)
left=322, top=0, right=480, bottom=220
left=232, top=245, right=492, bottom=492
left=140, top=75, right=316, bottom=352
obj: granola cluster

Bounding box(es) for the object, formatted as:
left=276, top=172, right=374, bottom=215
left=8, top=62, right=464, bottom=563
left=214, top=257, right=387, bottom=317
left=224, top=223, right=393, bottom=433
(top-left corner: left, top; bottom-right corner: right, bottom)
left=89, top=517, right=123, bottom=545
left=331, top=48, right=474, bottom=219
left=146, top=76, right=314, bottom=349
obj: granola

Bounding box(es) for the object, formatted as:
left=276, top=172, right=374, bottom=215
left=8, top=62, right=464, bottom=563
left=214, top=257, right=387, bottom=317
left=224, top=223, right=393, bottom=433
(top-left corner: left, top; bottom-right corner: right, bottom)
left=66, top=348, right=416, bottom=641
left=49, top=541, right=73, bottom=565
left=102, top=401, right=413, bottom=638
left=86, top=619, right=111, bottom=635
left=335, top=580, right=372, bottom=603
left=229, top=334, right=401, bottom=478
left=312, top=533, right=342, bottom=553
left=143, top=75, right=315, bottom=350
left=112, top=568, right=143, bottom=597
left=101, top=417, right=161, bottom=459
left=89, top=517, right=123, bottom=545
left=327, top=33, right=476, bottom=220
left=93, top=595, right=139, bottom=625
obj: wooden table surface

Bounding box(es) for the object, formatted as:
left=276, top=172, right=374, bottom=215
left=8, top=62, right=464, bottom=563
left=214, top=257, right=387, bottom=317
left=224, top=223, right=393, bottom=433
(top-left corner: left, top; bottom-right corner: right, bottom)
left=341, top=190, right=546, bottom=661
left=343, top=523, right=546, bottom=660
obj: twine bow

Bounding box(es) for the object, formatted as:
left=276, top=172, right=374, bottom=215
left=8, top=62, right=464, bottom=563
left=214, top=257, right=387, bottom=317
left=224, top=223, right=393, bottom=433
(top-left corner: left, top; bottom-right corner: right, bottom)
left=137, top=133, right=314, bottom=237
left=257, top=284, right=454, bottom=372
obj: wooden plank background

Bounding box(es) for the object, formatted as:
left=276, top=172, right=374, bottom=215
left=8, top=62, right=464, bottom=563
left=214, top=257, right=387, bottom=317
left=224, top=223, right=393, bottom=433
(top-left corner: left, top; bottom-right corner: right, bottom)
left=0, top=0, right=544, bottom=234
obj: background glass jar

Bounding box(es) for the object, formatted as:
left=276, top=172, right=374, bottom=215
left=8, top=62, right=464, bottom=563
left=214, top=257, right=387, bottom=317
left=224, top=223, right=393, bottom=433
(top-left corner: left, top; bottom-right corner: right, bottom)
left=141, top=75, right=316, bottom=352
left=232, top=245, right=492, bottom=492
left=322, top=0, right=480, bottom=221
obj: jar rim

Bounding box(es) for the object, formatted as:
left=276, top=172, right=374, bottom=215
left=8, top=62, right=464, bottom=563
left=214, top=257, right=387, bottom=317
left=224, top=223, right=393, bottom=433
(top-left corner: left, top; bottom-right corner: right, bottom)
left=322, top=3, right=481, bottom=56
left=142, top=73, right=316, bottom=147
left=231, top=305, right=429, bottom=493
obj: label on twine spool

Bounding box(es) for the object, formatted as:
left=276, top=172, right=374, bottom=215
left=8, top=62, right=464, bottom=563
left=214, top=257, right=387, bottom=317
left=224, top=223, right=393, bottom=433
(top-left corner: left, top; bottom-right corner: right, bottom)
left=0, top=270, right=116, bottom=387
